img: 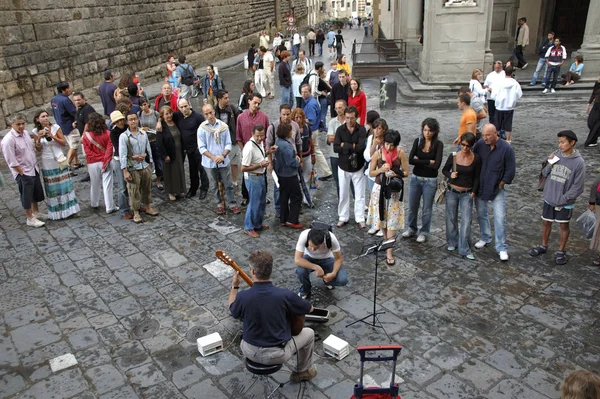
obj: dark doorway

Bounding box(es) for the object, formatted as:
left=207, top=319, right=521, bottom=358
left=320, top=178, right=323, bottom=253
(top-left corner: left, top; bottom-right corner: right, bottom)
left=551, top=0, right=590, bottom=50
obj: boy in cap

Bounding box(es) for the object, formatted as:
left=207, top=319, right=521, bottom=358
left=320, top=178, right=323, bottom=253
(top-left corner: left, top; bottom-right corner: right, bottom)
left=529, top=130, right=586, bottom=264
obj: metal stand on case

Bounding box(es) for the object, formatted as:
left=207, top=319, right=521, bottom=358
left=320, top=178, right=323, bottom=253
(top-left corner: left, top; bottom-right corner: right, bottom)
left=346, top=238, right=396, bottom=339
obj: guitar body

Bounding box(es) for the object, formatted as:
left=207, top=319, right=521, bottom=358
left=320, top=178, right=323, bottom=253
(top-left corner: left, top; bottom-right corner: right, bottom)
left=290, top=315, right=305, bottom=336
left=216, top=250, right=306, bottom=336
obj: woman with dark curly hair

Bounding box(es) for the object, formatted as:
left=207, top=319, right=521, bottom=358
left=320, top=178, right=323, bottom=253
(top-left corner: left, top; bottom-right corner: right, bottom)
left=32, top=110, right=80, bottom=219
left=238, top=80, right=255, bottom=112
left=82, top=112, right=117, bottom=213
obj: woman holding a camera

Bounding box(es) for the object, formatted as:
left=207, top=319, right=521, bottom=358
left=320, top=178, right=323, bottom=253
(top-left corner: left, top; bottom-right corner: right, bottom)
left=32, top=110, right=80, bottom=220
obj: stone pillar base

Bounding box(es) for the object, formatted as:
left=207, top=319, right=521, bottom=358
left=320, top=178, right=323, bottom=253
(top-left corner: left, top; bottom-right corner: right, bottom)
left=483, top=52, right=495, bottom=75
left=574, top=50, right=600, bottom=78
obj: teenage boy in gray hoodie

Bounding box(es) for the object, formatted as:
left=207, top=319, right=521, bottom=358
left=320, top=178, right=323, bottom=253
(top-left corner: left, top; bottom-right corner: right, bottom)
left=529, top=130, right=586, bottom=265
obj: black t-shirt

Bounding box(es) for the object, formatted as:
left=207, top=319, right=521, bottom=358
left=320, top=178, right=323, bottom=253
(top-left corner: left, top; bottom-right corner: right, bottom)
left=110, top=125, right=127, bottom=154
left=173, top=110, right=205, bottom=153
left=229, top=281, right=311, bottom=347
left=76, top=103, right=96, bottom=133
left=409, top=138, right=443, bottom=178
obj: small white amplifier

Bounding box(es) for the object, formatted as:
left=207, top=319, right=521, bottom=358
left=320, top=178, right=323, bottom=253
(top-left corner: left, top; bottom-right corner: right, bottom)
left=323, top=334, right=350, bottom=360
left=197, top=332, right=223, bottom=357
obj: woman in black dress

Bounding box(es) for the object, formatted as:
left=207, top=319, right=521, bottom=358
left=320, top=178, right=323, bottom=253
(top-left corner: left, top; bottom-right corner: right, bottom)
left=335, top=30, right=345, bottom=57
left=157, top=106, right=186, bottom=201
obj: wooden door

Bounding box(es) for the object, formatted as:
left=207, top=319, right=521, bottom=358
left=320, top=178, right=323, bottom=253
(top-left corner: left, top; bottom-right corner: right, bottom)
left=552, top=0, right=590, bottom=50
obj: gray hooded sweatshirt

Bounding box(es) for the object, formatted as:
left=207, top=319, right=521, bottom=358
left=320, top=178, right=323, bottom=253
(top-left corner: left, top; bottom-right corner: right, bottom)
left=542, top=149, right=586, bottom=207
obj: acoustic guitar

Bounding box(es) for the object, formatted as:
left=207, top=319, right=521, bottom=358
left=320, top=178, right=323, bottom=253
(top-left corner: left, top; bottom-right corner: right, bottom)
left=216, top=250, right=305, bottom=336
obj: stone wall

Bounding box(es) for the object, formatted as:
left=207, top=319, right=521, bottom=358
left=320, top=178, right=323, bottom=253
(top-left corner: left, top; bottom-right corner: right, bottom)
left=0, top=0, right=307, bottom=128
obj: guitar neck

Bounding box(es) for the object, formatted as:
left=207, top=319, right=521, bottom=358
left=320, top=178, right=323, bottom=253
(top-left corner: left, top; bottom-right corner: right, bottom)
left=230, top=262, right=254, bottom=287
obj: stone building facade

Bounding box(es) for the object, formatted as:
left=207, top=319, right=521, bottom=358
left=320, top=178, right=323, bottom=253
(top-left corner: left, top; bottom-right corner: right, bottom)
left=377, top=0, right=598, bottom=83
left=0, top=0, right=310, bottom=128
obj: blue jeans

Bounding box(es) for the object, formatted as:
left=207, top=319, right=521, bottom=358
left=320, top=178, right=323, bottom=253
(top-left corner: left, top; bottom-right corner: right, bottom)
left=281, top=85, right=293, bottom=106
left=475, top=189, right=507, bottom=252
left=317, top=43, right=323, bottom=56
left=407, top=175, right=437, bottom=235
left=111, top=158, right=129, bottom=215
left=318, top=97, right=328, bottom=130
left=446, top=190, right=473, bottom=256
left=244, top=175, right=266, bottom=231
left=530, top=58, right=548, bottom=85
left=296, top=254, right=349, bottom=295
left=544, top=65, right=561, bottom=89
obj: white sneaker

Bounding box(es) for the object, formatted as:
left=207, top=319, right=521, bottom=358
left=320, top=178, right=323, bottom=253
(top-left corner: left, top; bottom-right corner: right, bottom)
left=499, top=251, right=509, bottom=261
left=447, top=246, right=456, bottom=251
left=401, top=230, right=415, bottom=238
left=474, top=240, right=488, bottom=249
left=416, top=234, right=427, bottom=243
left=376, top=230, right=384, bottom=237
left=33, top=212, right=48, bottom=220
left=551, top=88, right=556, bottom=94
left=27, top=217, right=45, bottom=228
left=106, top=207, right=119, bottom=214
left=542, top=88, right=549, bottom=94
left=367, top=227, right=378, bottom=235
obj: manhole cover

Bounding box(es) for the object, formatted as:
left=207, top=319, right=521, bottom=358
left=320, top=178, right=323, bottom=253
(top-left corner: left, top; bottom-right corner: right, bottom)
left=186, top=326, right=208, bottom=343
left=131, top=319, right=160, bottom=339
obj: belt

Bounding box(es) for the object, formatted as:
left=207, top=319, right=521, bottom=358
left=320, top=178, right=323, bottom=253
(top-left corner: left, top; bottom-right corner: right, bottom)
left=248, top=172, right=264, bottom=176
left=447, top=186, right=472, bottom=194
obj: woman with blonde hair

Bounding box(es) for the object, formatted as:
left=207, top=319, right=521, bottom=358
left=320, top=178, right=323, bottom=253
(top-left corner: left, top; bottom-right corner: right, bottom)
left=292, top=64, right=306, bottom=109
left=561, top=369, right=600, bottom=399
left=469, top=69, right=486, bottom=101
left=290, top=108, right=315, bottom=189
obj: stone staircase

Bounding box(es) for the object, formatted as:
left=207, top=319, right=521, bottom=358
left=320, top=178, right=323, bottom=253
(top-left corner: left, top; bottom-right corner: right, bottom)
left=392, top=65, right=595, bottom=108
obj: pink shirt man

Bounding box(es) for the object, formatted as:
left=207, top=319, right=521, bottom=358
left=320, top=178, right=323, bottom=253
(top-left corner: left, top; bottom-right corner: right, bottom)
left=1, top=128, right=39, bottom=179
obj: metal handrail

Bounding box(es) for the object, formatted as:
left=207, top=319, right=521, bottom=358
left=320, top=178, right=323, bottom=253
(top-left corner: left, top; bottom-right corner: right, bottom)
left=351, top=38, right=407, bottom=64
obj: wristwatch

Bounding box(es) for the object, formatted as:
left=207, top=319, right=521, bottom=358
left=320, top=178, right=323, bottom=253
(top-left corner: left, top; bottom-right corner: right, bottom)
left=232, top=286, right=240, bottom=290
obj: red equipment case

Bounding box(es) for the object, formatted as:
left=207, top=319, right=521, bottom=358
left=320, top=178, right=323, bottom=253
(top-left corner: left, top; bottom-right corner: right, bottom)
left=350, top=345, right=403, bottom=399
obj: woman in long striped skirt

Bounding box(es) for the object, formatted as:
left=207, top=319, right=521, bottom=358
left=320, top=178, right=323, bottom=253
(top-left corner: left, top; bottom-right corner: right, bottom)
left=33, top=110, right=80, bottom=220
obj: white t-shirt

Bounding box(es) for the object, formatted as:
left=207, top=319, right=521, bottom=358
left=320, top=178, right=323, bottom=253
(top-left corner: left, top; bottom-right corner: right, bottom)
left=483, top=70, right=506, bottom=101
left=242, top=138, right=266, bottom=177
left=295, top=229, right=341, bottom=259
left=327, top=117, right=343, bottom=159
left=263, top=52, right=275, bottom=73
left=293, top=33, right=301, bottom=45
left=292, top=74, right=306, bottom=98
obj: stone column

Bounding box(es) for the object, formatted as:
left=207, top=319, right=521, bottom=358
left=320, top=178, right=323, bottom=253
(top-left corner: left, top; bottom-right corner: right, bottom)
left=419, top=0, right=491, bottom=83
left=275, top=0, right=282, bottom=31
left=373, top=0, right=381, bottom=39
left=577, top=0, right=600, bottom=77
left=483, top=0, right=494, bottom=74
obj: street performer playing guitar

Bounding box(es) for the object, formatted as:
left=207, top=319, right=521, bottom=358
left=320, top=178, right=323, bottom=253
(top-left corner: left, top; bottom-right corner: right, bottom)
left=228, top=250, right=318, bottom=383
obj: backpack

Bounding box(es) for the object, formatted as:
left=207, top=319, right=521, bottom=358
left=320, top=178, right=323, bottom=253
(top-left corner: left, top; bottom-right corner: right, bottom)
left=304, top=221, right=333, bottom=249
left=329, top=70, right=340, bottom=87
left=299, top=71, right=317, bottom=95
left=181, top=65, right=195, bottom=86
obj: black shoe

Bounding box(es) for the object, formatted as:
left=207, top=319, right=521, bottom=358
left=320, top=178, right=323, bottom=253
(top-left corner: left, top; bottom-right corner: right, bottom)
left=320, top=175, right=333, bottom=181
left=81, top=173, right=90, bottom=182
left=185, top=191, right=196, bottom=199
left=240, top=199, right=248, bottom=206
left=198, top=190, right=208, bottom=200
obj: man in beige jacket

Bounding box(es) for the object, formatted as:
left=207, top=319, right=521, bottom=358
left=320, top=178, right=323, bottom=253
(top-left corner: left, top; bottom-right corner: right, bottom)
left=512, top=17, right=530, bottom=69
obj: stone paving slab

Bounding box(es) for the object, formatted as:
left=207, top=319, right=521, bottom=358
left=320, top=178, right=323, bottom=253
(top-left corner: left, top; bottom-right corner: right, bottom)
left=0, top=26, right=599, bottom=399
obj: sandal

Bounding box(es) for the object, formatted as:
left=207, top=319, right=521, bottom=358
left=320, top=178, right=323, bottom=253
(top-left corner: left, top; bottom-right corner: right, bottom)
left=133, top=214, right=143, bottom=223
left=528, top=245, right=548, bottom=257
left=386, top=257, right=395, bottom=265
left=169, top=194, right=176, bottom=201
left=336, top=221, right=346, bottom=228
left=555, top=251, right=567, bottom=265
left=358, top=222, right=366, bottom=229
left=592, top=257, right=600, bottom=266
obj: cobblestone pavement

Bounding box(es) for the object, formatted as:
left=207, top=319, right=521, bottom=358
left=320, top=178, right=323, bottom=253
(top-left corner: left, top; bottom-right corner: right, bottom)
left=1, top=27, right=599, bottom=399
